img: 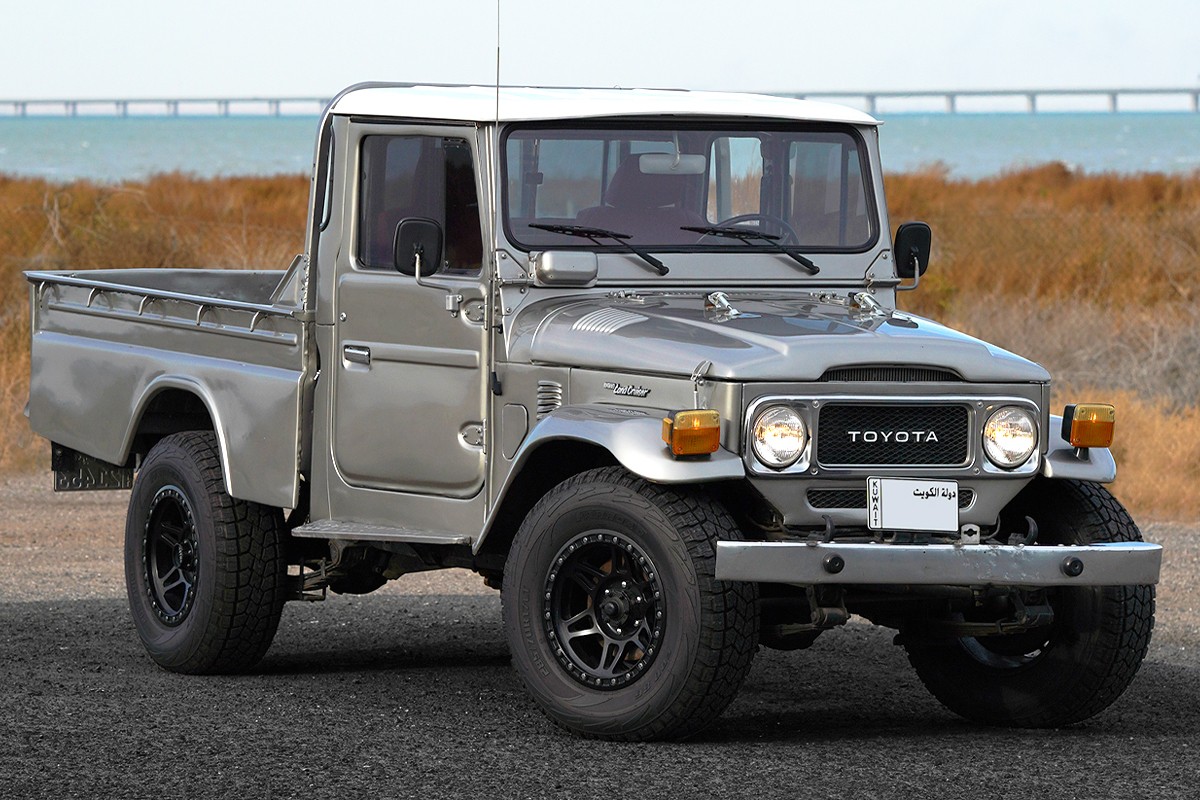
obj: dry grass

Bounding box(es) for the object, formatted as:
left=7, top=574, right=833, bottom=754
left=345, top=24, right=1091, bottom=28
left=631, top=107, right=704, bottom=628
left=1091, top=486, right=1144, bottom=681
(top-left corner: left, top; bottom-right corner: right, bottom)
left=1, top=168, right=1197, bottom=521
left=887, top=165, right=1200, bottom=521
left=1101, top=389, right=1200, bottom=521
left=0, top=173, right=308, bottom=472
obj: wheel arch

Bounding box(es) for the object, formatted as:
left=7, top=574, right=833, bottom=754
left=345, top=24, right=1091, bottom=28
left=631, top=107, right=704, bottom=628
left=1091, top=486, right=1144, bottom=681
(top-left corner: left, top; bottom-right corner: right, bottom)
left=123, top=377, right=234, bottom=496
left=475, top=438, right=618, bottom=563
left=475, top=404, right=746, bottom=559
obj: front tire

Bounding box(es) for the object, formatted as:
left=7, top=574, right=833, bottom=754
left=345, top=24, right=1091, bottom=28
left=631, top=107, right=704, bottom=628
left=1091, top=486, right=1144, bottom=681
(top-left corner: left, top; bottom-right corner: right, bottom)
left=502, top=467, right=758, bottom=740
left=124, top=431, right=286, bottom=674
left=905, top=478, right=1155, bottom=727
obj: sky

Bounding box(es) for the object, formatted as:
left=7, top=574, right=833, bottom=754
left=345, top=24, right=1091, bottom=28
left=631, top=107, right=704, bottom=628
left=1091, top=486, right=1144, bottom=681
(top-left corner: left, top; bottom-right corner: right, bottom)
left=0, top=0, right=1197, bottom=100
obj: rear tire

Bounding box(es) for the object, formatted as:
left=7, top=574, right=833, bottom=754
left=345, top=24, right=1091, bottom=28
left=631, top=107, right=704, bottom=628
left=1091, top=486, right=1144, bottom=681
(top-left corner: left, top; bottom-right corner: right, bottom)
left=502, top=467, right=758, bottom=740
left=904, top=479, right=1154, bottom=727
left=124, top=431, right=286, bottom=674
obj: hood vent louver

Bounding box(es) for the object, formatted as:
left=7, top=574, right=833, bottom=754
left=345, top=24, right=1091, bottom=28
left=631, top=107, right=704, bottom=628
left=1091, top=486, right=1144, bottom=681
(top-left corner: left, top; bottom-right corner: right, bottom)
left=571, top=308, right=647, bottom=334
left=820, top=366, right=961, bottom=383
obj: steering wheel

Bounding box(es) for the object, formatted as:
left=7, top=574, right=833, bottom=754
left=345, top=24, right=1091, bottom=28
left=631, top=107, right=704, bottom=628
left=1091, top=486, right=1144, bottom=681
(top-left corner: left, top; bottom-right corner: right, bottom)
left=715, top=213, right=800, bottom=244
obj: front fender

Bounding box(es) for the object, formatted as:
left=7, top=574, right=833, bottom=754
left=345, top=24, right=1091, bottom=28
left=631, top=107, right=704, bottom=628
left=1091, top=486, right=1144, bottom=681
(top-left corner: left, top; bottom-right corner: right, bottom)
left=1041, top=414, right=1117, bottom=483
left=514, top=404, right=746, bottom=484
left=474, top=404, right=744, bottom=555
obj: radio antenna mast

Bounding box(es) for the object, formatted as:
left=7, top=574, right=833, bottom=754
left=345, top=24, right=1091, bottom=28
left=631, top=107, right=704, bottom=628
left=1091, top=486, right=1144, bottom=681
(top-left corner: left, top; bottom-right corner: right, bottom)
left=494, top=0, right=501, bottom=124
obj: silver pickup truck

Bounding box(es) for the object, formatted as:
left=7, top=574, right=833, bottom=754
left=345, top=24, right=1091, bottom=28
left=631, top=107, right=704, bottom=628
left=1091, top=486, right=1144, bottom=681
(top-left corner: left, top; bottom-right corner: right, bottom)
left=27, top=83, right=1161, bottom=741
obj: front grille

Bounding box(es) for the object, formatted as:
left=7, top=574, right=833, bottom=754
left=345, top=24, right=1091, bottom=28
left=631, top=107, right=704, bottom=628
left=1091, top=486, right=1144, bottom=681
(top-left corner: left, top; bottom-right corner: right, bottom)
left=817, top=404, right=969, bottom=466
left=820, top=366, right=960, bottom=383
left=808, top=488, right=974, bottom=510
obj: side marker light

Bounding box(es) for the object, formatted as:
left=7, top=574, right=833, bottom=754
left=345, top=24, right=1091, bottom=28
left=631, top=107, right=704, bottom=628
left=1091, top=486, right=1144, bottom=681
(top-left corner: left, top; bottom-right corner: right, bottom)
left=1062, top=403, right=1115, bottom=448
left=662, top=409, right=721, bottom=457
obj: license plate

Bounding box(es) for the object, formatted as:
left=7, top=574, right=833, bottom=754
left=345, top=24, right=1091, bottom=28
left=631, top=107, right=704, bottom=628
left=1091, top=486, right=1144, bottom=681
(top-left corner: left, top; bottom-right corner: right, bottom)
left=51, top=445, right=134, bottom=492
left=867, top=477, right=960, bottom=533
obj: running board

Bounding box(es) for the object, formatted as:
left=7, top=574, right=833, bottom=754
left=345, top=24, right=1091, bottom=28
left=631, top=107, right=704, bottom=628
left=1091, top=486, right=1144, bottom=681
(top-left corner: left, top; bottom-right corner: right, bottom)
left=291, top=519, right=471, bottom=546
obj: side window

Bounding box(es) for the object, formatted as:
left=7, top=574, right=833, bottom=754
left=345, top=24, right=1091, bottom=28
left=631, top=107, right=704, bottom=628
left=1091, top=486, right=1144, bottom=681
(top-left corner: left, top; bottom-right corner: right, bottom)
left=357, top=135, right=483, bottom=273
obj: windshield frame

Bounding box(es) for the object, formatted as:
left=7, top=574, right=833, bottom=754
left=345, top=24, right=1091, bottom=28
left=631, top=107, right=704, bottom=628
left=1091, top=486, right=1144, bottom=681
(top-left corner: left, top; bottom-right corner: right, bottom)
left=499, top=118, right=881, bottom=257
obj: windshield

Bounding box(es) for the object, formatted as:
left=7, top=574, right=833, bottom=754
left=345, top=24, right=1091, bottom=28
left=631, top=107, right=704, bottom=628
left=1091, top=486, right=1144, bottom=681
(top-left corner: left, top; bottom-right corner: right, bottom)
left=503, top=122, right=877, bottom=253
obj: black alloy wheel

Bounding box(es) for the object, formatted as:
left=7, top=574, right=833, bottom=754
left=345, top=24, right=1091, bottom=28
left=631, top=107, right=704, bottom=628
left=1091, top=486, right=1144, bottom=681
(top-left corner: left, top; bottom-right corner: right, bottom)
left=143, top=486, right=200, bottom=625
left=502, top=466, right=759, bottom=741
left=545, top=531, right=665, bottom=689
left=125, top=431, right=287, bottom=674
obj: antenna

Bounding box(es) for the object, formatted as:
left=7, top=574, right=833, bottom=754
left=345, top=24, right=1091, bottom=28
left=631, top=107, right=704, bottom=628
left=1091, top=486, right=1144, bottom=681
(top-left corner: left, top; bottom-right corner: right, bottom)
left=489, top=0, right=501, bottom=278
left=495, top=0, right=501, bottom=125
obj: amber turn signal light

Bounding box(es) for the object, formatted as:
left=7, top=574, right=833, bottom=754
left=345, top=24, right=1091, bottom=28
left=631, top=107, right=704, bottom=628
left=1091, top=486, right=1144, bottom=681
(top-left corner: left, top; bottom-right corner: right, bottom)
left=1062, top=403, right=1115, bottom=448
left=662, top=409, right=721, bottom=456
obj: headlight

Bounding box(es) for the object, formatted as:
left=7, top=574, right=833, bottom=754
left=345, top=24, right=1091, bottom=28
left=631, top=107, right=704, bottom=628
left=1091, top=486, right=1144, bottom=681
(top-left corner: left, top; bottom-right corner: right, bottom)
left=983, top=406, right=1038, bottom=468
left=751, top=405, right=808, bottom=469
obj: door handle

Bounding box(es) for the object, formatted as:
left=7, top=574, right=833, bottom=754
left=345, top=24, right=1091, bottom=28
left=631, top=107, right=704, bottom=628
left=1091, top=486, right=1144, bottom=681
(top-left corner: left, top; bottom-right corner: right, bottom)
left=344, top=345, right=371, bottom=365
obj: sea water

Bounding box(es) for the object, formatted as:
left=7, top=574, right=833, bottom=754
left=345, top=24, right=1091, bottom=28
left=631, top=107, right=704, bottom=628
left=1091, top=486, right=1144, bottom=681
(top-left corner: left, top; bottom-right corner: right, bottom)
left=0, top=112, right=1197, bottom=182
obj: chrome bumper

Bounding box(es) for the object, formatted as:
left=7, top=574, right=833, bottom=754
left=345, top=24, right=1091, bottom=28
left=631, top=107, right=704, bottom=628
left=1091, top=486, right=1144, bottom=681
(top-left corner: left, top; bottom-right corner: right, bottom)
left=715, top=541, right=1162, bottom=587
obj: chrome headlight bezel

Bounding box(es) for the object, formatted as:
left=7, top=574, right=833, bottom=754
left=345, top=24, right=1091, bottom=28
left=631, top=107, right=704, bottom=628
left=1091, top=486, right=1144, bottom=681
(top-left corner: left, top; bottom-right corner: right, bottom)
left=751, top=405, right=809, bottom=470
left=982, top=406, right=1039, bottom=469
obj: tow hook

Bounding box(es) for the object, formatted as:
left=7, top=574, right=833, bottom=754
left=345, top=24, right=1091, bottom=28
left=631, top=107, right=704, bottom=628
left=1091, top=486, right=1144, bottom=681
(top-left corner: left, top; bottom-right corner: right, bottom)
left=1008, top=516, right=1040, bottom=547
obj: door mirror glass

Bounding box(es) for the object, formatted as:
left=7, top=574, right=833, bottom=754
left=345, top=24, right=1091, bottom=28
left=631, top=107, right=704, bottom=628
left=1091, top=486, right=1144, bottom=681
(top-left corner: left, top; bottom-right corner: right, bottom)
left=894, top=221, right=932, bottom=278
left=394, top=217, right=443, bottom=276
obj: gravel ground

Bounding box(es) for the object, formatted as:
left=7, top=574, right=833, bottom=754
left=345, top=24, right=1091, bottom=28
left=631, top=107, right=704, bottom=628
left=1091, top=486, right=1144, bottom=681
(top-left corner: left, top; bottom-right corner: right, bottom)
left=1, top=473, right=1197, bottom=799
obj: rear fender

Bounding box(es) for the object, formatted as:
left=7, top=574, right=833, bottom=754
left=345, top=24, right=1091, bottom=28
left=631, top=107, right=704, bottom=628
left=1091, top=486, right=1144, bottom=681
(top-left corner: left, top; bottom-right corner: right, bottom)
left=125, top=377, right=234, bottom=489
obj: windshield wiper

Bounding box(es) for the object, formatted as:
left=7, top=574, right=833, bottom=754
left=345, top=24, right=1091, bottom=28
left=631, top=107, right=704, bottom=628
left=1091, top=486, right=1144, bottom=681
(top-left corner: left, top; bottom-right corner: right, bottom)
left=682, top=225, right=821, bottom=275
left=528, top=223, right=669, bottom=276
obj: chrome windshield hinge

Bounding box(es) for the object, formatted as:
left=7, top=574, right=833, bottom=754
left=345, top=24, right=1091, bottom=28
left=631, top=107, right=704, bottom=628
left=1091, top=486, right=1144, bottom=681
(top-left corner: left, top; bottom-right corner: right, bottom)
left=690, top=359, right=713, bottom=409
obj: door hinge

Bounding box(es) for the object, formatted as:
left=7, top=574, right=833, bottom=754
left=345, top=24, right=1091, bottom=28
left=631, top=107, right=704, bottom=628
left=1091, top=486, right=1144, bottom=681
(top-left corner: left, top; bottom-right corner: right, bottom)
left=461, top=422, right=485, bottom=449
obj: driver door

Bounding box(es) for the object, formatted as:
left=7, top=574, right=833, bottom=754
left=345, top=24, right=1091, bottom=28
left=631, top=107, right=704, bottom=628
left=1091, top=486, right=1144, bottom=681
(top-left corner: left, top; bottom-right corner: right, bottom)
left=330, top=127, right=488, bottom=502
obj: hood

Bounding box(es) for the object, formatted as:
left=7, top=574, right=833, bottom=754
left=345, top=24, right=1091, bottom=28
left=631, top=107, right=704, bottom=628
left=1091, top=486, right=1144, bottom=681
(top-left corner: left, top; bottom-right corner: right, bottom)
left=508, top=292, right=1050, bottom=383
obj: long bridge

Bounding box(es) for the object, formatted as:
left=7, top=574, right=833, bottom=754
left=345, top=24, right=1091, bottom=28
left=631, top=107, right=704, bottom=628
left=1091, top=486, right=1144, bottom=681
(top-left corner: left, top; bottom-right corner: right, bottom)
left=790, top=87, right=1200, bottom=114
left=1, top=88, right=1198, bottom=117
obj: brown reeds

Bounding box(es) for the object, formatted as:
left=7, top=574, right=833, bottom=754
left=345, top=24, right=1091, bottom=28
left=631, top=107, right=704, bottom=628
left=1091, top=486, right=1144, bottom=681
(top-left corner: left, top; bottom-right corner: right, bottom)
left=0, top=173, right=308, bottom=472
left=0, top=167, right=1197, bottom=520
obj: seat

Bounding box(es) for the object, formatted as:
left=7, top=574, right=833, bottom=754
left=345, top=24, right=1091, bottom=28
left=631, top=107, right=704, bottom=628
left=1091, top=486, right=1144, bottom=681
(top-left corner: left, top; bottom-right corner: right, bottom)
left=576, top=156, right=704, bottom=243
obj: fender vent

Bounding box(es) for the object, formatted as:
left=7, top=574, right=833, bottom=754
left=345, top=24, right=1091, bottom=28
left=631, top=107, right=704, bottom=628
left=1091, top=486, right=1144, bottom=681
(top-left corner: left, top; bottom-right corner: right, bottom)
left=537, top=381, right=563, bottom=418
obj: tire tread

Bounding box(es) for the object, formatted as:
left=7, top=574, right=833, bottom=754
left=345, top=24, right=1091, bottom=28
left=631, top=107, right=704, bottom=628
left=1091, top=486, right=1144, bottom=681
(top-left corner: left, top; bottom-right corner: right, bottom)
left=126, top=431, right=286, bottom=674
left=503, top=466, right=758, bottom=741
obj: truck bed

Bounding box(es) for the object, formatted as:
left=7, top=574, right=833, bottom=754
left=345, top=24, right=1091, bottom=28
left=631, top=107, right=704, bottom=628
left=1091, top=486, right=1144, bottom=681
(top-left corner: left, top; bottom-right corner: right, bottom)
left=26, top=266, right=310, bottom=508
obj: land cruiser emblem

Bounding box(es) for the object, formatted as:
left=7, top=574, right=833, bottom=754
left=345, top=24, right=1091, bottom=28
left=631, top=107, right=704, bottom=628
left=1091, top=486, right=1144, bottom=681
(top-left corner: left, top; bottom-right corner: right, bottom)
left=604, top=381, right=651, bottom=398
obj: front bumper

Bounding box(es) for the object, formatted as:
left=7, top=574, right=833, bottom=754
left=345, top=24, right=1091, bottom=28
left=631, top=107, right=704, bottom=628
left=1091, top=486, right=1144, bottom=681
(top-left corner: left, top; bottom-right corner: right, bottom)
left=715, top=540, right=1162, bottom=587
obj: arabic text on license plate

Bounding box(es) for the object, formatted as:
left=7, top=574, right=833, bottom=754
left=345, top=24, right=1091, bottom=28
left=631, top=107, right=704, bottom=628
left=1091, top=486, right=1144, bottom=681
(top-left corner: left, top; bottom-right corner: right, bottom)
left=867, top=477, right=960, bottom=533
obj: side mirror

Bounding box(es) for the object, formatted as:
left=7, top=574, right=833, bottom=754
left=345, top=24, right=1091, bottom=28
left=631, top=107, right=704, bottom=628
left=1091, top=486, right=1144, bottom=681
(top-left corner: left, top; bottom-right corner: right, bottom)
left=893, top=221, right=932, bottom=280
left=393, top=217, right=443, bottom=277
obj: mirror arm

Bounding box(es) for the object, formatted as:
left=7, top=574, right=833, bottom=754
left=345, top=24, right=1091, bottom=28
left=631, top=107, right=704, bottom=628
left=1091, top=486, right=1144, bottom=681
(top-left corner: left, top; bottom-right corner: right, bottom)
left=896, top=250, right=922, bottom=293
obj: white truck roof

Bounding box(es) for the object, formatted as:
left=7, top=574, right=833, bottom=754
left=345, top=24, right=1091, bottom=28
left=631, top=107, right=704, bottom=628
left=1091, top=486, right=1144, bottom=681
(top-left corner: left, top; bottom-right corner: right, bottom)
left=330, top=83, right=879, bottom=126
